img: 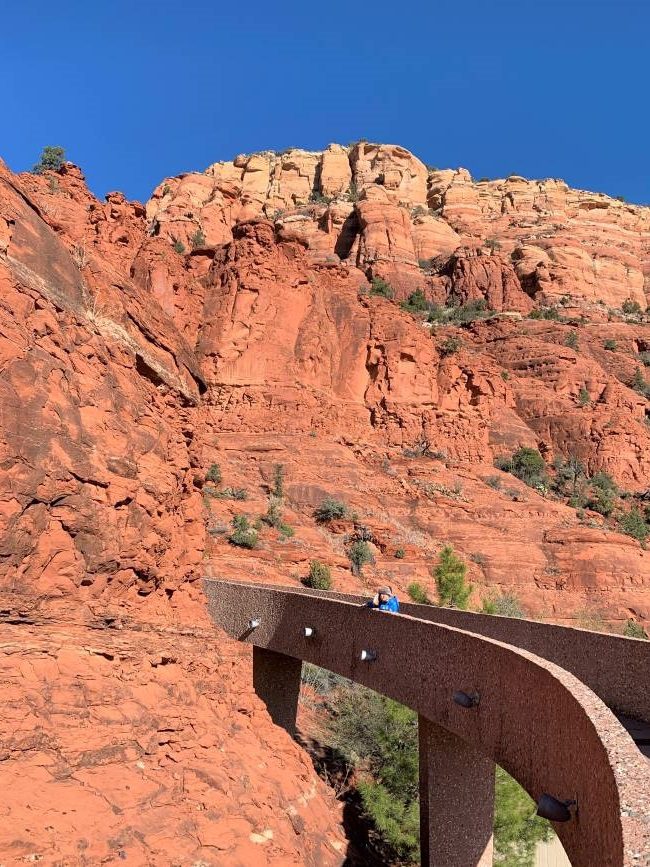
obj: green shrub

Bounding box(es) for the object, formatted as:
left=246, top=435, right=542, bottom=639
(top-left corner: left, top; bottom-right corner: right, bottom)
left=347, top=540, right=373, bottom=576
left=172, top=237, right=186, bottom=254
left=369, top=277, right=394, bottom=299
left=213, top=487, right=248, bottom=500
left=622, top=299, right=642, bottom=316
left=496, top=447, right=547, bottom=489
left=206, top=463, right=222, bottom=484
left=631, top=367, right=650, bottom=398
left=303, top=560, right=332, bottom=590
left=261, top=495, right=293, bottom=537
left=308, top=190, right=333, bottom=204
left=618, top=506, right=649, bottom=543
left=428, top=298, right=490, bottom=325
left=394, top=548, right=405, bottom=559
left=400, top=288, right=430, bottom=314
left=347, top=181, right=359, bottom=202
left=433, top=545, right=472, bottom=608
left=438, top=336, right=461, bottom=357
left=565, top=330, right=579, bottom=350
left=501, top=370, right=510, bottom=381
left=485, top=238, right=501, bottom=251
left=272, top=463, right=285, bottom=498
left=407, top=582, right=432, bottom=604
left=313, top=497, right=348, bottom=523
left=529, top=306, right=561, bottom=321
left=228, top=514, right=258, bottom=548
left=623, top=619, right=648, bottom=640
left=32, top=145, right=65, bottom=174
left=482, top=592, right=525, bottom=618
left=604, top=338, right=617, bottom=351
left=578, top=387, right=591, bottom=406
left=190, top=228, right=206, bottom=248
left=586, top=471, right=617, bottom=516
left=485, top=475, right=502, bottom=490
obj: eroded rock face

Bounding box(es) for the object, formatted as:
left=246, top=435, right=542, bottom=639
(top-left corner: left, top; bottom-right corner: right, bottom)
left=144, top=143, right=650, bottom=311
left=1, top=146, right=650, bottom=863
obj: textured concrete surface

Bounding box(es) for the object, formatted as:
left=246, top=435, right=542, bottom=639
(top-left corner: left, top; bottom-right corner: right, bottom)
left=205, top=579, right=650, bottom=867
left=419, top=716, right=495, bottom=866
left=233, top=581, right=650, bottom=724
left=253, top=646, right=302, bottom=737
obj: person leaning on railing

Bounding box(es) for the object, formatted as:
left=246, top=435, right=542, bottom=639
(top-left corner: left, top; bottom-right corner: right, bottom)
left=366, top=586, right=400, bottom=612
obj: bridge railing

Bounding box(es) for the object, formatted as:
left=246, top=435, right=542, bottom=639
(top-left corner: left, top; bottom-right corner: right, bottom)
left=205, top=579, right=650, bottom=867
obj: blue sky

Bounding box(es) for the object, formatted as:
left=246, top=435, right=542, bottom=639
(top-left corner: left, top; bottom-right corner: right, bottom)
left=2, top=0, right=648, bottom=203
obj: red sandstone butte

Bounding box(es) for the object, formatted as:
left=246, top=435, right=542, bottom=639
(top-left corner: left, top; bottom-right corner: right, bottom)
left=0, top=142, right=649, bottom=862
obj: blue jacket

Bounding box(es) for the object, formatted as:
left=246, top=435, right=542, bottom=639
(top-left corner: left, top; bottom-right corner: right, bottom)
left=368, top=595, right=399, bottom=612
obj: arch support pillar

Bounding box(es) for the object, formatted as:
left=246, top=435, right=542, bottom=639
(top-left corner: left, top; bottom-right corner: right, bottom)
left=419, top=716, right=495, bottom=866
left=252, top=646, right=302, bottom=737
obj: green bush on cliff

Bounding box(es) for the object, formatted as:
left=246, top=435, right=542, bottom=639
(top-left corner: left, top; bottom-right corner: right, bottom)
left=32, top=145, right=65, bottom=174
left=347, top=540, right=373, bottom=576
left=369, top=277, right=395, bottom=299
left=228, top=514, right=258, bottom=548
left=302, top=560, right=332, bottom=590
left=206, top=463, right=222, bottom=484
left=313, top=497, right=348, bottom=523
left=495, top=447, right=547, bottom=490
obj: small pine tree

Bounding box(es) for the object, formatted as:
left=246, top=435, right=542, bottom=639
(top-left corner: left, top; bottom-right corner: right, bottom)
left=407, top=582, right=431, bottom=604
left=347, top=540, right=373, bottom=576
left=32, top=146, right=65, bottom=174
left=272, top=463, right=285, bottom=498
left=578, top=387, right=590, bottom=406
left=433, top=545, right=472, bottom=608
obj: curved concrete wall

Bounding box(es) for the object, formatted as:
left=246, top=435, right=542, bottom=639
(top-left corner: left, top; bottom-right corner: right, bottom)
left=205, top=580, right=650, bottom=867
left=232, top=581, right=650, bottom=723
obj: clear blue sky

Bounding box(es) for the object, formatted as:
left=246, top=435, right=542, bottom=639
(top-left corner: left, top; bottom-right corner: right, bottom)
left=2, top=0, right=648, bottom=203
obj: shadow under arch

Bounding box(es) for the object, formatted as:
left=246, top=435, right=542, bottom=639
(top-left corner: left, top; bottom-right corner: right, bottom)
left=205, top=580, right=650, bottom=867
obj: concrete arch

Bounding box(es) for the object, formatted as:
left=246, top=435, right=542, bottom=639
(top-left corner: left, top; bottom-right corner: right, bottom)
left=206, top=580, right=650, bottom=866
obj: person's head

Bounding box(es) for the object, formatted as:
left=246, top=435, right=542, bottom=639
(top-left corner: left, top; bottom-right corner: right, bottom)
left=377, top=586, right=391, bottom=603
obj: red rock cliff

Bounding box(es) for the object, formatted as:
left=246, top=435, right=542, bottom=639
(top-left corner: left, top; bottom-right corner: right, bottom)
left=1, top=143, right=649, bottom=863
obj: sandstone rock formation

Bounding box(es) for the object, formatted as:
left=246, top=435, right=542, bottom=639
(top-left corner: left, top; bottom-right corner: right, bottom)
left=1, top=142, right=650, bottom=863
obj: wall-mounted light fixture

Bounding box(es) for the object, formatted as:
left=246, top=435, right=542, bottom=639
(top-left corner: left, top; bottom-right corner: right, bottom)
left=248, top=618, right=261, bottom=630
left=304, top=626, right=315, bottom=637
left=536, top=794, right=577, bottom=822
left=360, top=649, right=377, bottom=661
left=453, top=690, right=480, bottom=708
